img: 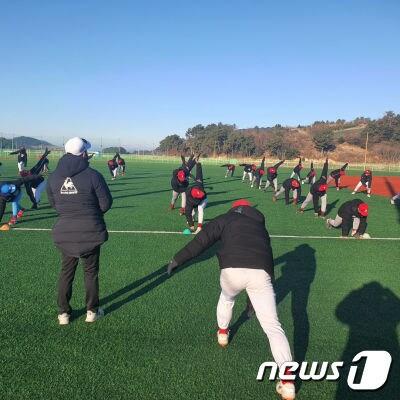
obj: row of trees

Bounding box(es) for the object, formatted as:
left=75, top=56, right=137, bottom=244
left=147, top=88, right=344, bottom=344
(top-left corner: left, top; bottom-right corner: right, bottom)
left=157, top=112, right=400, bottom=158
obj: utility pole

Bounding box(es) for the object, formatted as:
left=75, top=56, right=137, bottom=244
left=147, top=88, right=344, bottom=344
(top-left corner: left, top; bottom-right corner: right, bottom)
left=364, top=131, right=369, bottom=170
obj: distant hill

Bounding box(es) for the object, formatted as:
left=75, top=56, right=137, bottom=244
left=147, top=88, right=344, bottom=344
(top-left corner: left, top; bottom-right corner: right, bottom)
left=0, top=136, right=54, bottom=149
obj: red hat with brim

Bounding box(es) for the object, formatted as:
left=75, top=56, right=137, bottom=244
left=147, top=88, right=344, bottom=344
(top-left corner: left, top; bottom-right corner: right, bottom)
left=191, top=187, right=205, bottom=199
left=318, top=184, right=328, bottom=192
left=259, top=169, right=265, bottom=175
left=358, top=203, right=369, bottom=217
left=232, top=199, right=252, bottom=208
left=269, top=168, right=276, bottom=174
left=177, top=170, right=186, bottom=182
left=292, top=180, right=300, bottom=188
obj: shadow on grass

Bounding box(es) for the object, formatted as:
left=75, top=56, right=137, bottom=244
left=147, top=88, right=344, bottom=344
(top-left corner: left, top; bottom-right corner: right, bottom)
left=72, top=246, right=218, bottom=319
left=335, top=282, right=400, bottom=400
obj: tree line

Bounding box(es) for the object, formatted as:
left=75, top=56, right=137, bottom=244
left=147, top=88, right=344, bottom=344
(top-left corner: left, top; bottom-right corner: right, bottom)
left=157, top=112, right=400, bottom=159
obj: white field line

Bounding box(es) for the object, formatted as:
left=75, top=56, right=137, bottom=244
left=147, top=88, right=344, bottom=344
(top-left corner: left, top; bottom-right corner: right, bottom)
left=10, top=227, right=400, bottom=241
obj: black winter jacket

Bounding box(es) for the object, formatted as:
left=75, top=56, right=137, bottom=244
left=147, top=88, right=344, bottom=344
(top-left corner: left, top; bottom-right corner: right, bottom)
left=282, top=178, right=301, bottom=204
left=337, top=199, right=367, bottom=236
left=267, top=160, right=284, bottom=181
left=47, top=154, right=113, bottom=257
left=360, top=172, right=372, bottom=186
left=174, top=206, right=274, bottom=277
left=171, top=168, right=189, bottom=193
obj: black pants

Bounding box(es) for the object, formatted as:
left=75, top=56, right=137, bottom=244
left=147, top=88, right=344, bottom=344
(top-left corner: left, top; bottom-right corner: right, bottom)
left=57, top=247, right=101, bottom=314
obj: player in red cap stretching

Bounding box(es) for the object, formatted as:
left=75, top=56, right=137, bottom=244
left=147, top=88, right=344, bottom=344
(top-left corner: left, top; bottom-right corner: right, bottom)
left=184, top=163, right=207, bottom=233
left=298, top=158, right=329, bottom=217
left=273, top=178, right=301, bottom=205
left=352, top=169, right=372, bottom=197
left=326, top=199, right=369, bottom=238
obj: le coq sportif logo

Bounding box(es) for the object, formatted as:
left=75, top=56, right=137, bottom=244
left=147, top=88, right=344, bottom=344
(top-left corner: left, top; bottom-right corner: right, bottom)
left=60, top=177, right=78, bottom=195
left=257, top=351, right=392, bottom=390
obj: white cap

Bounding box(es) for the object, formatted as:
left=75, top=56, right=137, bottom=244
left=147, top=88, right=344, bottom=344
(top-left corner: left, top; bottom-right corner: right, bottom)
left=64, top=137, right=91, bottom=156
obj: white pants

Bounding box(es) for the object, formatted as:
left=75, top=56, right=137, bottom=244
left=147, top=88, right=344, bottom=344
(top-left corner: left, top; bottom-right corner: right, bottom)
left=217, top=268, right=292, bottom=367
left=301, top=192, right=327, bottom=213
left=327, top=215, right=360, bottom=231
left=32, top=181, right=47, bottom=203
left=192, top=199, right=207, bottom=224
left=171, top=191, right=187, bottom=208
left=275, top=187, right=298, bottom=200
left=264, top=178, right=278, bottom=192
left=242, top=171, right=253, bottom=182
left=251, top=176, right=263, bottom=188
left=353, top=181, right=371, bottom=194
left=17, top=161, right=26, bottom=172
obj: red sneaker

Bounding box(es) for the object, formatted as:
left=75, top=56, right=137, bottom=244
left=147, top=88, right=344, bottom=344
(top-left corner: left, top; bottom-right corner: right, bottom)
left=17, top=208, right=25, bottom=219
left=8, top=216, right=17, bottom=226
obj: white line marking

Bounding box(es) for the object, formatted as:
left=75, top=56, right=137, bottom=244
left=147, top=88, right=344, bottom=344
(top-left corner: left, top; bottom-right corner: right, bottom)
left=10, top=227, right=400, bottom=240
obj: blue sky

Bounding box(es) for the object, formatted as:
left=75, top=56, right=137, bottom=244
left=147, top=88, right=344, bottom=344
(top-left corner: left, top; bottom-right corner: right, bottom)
left=0, top=0, right=399, bottom=149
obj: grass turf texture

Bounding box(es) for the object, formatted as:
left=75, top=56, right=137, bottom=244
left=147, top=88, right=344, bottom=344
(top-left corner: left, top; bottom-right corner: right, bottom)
left=0, top=159, right=399, bottom=400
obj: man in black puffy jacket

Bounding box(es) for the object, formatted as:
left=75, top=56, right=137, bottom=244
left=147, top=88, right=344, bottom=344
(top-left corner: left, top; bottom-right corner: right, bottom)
left=47, top=137, right=113, bottom=326
left=167, top=200, right=294, bottom=400
left=326, top=199, right=369, bottom=237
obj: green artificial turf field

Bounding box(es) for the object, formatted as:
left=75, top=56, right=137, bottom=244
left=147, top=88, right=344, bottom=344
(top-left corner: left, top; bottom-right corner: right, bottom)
left=0, top=158, right=399, bottom=400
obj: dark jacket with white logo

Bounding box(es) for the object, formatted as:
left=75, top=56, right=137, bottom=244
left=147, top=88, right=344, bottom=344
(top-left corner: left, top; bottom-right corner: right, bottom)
left=337, top=199, right=367, bottom=236
left=47, top=154, right=113, bottom=257
left=174, top=206, right=274, bottom=277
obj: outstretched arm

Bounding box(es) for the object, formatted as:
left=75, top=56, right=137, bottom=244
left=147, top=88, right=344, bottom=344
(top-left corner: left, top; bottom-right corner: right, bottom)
left=273, top=160, right=285, bottom=169
left=172, top=217, right=224, bottom=267
left=320, top=158, right=329, bottom=182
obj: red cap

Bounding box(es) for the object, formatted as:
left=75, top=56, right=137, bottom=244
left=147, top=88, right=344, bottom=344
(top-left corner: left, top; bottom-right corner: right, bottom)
left=364, top=169, right=371, bottom=175
left=269, top=168, right=276, bottom=174
left=191, top=187, right=205, bottom=199
left=318, top=183, right=328, bottom=192
left=177, top=170, right=186, bottom=182
left=340, top=170, right=346, bottom=176
left=259, top=169, right=265, bottom=175
left=358, top=203, right=369, bottom=216
left=231, top=199, right=252, bottom=208
left=291, top=179, right=300, bottom=188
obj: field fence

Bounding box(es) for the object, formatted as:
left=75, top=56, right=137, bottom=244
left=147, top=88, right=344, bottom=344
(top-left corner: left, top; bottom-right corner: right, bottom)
left=0, top=149, right=399, bottom=172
